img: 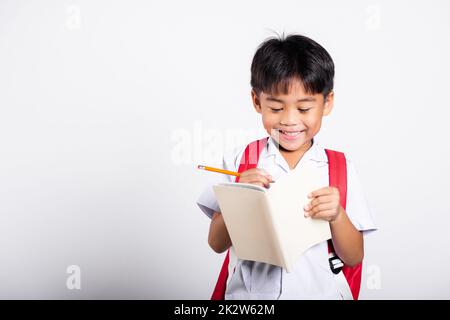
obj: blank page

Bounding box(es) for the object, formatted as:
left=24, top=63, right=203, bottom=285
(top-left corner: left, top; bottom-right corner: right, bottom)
left=213, top=184, right=284, bottom=267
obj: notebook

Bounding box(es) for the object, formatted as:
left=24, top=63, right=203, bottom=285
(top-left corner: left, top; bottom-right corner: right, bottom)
left=212, top=163, right=331, bottom=272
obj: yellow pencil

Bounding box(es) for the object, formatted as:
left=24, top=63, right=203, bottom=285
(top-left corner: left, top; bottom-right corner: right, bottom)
left=197, top=165, right=240, bottom=177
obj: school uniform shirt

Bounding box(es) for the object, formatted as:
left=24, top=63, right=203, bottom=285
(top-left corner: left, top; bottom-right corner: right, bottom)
left=196, top=136, right=378, bottom=300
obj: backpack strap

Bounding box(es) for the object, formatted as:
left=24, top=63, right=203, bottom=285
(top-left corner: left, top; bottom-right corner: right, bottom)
left=325, top=149, right=362, bottom=300
left=325, top=149, right=347, bottom=260
left=211, top=137, right=268, bottom=300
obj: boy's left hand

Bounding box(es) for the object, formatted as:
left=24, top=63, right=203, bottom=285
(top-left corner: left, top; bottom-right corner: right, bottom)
left=303, top=186, right=342, bottom=222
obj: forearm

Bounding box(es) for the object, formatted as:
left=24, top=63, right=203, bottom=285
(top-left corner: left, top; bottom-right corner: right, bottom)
left=208, top=211, right=232, bottom=253
left=329, top=206, right=364, bottom=267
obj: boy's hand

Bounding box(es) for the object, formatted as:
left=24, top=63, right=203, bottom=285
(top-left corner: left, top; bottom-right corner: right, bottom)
left=238, top=168, right=273, bottom=188
left=303, top=186, right=342, bottom=222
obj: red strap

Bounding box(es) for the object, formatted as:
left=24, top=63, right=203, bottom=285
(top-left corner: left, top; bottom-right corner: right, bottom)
left=235, top=137, right=268, bottom=182
left=325, top=149, right=362, bottom=300
left=325, top=149, right=347, bottom=256
left=210, top=251, right=230, bottom=300
left=324, top=149, right=347, bottom=209
left=210, top=137, right=268, bottom=300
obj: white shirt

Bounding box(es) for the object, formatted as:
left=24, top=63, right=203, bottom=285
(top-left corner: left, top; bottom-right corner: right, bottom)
left=197, top=136, right=377, bottom=299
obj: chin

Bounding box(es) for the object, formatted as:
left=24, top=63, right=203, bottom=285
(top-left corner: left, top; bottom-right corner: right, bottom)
left=272, top=136, right=309, bottom=152
left=279, top=141, right=305, bottom=152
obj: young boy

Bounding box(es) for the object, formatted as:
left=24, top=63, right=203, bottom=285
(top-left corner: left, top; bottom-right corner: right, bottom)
left=196, top=34, right=377, bottom=299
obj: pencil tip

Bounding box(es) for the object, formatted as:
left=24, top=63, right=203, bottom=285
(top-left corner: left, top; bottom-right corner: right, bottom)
left=197, top=165, right=204, bottom=169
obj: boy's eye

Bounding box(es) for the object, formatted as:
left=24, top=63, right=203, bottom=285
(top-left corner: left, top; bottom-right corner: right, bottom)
left=269, top=108, right=283, bottom=112
left=268, top=107, right=311, bottom=113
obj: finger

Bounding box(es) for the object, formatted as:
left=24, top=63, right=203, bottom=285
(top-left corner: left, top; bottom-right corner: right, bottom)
left=245, top=174, right=270, bottom=183
left=313, top=202, right=335, bottom=213
left=256, top=168, right=272, bottom=180
left=240, top=168, right=260, bottom=177
left=242, top=169, right=272, bottom=181
left=305, top=203, right=335, bottom=217
left=244, top=168, right=268, bottom=176
left=310, top=209, right=336, bottom=221
left=246, top=174, right=272, bottom=188
left=308, top=186, right=338, bottom=199
left=239, top=173, right=262, bottom=182
left=306, top=195, right=334, bottom=209
left=240, top=169, right=257, bottom=177
left=260, top=175, right=272, bottom=188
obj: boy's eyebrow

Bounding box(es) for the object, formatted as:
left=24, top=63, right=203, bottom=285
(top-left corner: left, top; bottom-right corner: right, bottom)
left=266, top=96, right=316, bottom=103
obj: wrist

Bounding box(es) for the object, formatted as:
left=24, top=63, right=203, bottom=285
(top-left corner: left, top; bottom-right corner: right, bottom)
left=330, top=205, right=345, bottom=225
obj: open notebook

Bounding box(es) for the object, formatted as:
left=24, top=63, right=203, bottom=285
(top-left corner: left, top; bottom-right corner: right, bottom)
left=213, top=163, right=331, bottom=272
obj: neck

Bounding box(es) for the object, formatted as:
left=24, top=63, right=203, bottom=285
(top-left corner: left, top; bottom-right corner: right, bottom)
left=277, top=139, right=313, bottom=170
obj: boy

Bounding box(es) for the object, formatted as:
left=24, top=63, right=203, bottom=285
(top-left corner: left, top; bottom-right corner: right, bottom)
left=197, top=34, right=377, bottom=299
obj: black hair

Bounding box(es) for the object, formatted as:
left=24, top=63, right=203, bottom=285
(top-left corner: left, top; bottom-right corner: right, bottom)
left=250, top=33, right=334, bottom=97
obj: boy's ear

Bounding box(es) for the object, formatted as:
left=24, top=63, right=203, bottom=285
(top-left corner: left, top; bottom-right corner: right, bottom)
left=251, top=89, right=262, bottom=114
left=322, top=91, right=334, bottom=116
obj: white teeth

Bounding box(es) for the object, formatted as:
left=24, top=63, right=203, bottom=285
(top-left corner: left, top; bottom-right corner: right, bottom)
left=280, top=130, right=303, bottom=136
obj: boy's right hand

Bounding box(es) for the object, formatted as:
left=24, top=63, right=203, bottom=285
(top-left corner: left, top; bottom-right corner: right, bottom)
left=238, top=168, right=273, bottom=188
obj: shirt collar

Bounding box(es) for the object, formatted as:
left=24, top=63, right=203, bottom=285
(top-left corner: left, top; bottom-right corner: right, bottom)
left=263, top=136, right=328, bottom=170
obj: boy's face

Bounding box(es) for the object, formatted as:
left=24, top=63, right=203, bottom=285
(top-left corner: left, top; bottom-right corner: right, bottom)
left=251, top=79, right=334, bottom=153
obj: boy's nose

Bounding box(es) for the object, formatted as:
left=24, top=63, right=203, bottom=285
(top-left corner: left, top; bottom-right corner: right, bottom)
left=280, top=109, right=300, bottom=125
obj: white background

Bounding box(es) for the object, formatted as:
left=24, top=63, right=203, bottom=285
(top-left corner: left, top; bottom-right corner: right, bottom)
left=0, top=0, right=449, bottom=299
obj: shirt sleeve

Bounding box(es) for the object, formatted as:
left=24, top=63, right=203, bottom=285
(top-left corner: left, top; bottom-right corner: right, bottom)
left=345, top=158, right=378, bottom=236
left=196, top=146, right=245, bottom=219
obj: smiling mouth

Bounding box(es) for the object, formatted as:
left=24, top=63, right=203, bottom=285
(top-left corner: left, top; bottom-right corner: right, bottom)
left=277, top=129, right=305, bottom=136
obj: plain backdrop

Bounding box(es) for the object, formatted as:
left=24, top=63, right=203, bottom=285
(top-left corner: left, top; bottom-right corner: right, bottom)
left=0, top=0, right=449, bottom=299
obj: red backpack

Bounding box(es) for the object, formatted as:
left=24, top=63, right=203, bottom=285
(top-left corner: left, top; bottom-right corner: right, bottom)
left=210, top=137, right=362, bottom=300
